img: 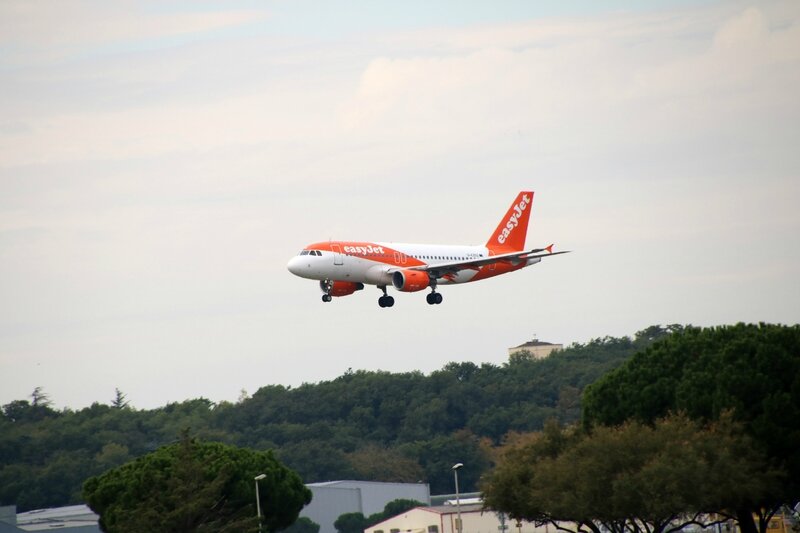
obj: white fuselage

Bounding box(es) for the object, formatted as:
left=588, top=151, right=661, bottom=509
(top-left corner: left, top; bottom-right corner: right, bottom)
left=287, top=241, right=540, bottom=287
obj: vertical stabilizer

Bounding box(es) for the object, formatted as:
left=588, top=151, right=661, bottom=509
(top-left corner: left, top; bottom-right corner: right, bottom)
left=486, top=191, right=534, bottom=252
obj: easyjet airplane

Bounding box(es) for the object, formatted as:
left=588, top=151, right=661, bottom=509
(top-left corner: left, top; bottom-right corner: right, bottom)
left=287, top=191, right=568, bottom=307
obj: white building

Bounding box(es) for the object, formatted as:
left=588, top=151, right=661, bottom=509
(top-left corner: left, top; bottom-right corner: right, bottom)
left=365, top=503, right=553, bottom=533
left=14, top=505, right=100, bottom=532
left=302, top=481, right=431, bottom=533
left=508, top=338, right=562, bottom=359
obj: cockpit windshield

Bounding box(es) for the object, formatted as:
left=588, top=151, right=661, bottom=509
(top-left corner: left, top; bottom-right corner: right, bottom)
left=300, top=250, right=322, bottom=256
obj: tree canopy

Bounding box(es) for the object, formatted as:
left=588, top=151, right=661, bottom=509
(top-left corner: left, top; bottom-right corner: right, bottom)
left=581, top=323, right=800, bottom=533
left=83, top=433, right=311, bottom=533
left=482, top=414, right=782, bottom=533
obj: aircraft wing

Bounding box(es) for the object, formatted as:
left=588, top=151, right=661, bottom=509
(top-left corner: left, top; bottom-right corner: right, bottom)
left=403, top=245, right=570, bottom=279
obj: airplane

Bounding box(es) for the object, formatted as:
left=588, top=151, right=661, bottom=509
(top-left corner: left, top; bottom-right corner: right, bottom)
left=286, top=191, right=569, bottom=307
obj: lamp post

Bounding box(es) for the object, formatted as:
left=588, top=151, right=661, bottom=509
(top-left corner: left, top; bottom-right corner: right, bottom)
left=255, top=473, right=266, bottom=533
left=452, top=463, right=464, bottom=533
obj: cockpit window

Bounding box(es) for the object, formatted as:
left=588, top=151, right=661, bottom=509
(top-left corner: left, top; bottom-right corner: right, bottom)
left=300, top=250, right=309, bottom=255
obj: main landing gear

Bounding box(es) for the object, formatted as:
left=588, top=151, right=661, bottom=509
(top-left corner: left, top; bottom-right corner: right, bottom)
left=426, top=291, right=443, bottom=305
left=426, top=279, right=443, bottom=305
left=378, top=286, right=395, bottom=308
left=322, top=294, right=332, bottom=302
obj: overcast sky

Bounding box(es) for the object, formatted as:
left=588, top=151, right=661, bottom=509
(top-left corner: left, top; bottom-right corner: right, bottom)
left=1, top=0, right=798, bottom=410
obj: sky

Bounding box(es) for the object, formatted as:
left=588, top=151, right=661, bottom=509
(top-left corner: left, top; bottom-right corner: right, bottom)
left=1, top=0, right=798, bottom=410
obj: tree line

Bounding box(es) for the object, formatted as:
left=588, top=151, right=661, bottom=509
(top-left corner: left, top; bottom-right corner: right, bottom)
left=0, top=326, right=675, bottom=511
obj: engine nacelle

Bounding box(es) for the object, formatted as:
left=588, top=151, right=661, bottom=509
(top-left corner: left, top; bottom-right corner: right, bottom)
left=392, top=270, right=430, bottom=292
left=321, top=280, right=365, bottom=297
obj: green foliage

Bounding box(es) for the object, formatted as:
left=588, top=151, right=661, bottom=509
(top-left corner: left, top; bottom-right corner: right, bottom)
left=583, top=324, right=800, bottom=495
left=482, top=414, right=781, bottom=533
left=334, top=512, right=369, bottom=533
left=281, top=517, right=321, bottom=533
left=1, top=327, right=669, bottom=510
left=82, top=433, right=311, bottom=533
left=380, top=498, right=425, bottom=518
left=581, top=323, right=800, bottom=533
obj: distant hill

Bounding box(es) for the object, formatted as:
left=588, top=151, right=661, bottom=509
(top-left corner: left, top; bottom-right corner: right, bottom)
left=0, top=325, right=680, bottom=511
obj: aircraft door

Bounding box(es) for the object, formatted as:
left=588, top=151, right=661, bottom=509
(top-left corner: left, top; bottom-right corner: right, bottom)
left=331, top=244, right=344, bottom=266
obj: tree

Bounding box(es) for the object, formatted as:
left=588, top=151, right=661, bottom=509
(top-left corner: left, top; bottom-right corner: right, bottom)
left=281, top=517, right=320, bottom=533
left=582, top=323, right=800, bottom=533
left=381, top=498, right=425, bottom=518
left=111, top=389, right=129, bottom=409
left=83, top=433, right=311, bottom=532
left=31, top=387, right=52, bottom=408
left=482, top=415, right=781, bottom=533
left=334, top=512, right=368, bottom=533
left=346, top=445, right=424, bottom=482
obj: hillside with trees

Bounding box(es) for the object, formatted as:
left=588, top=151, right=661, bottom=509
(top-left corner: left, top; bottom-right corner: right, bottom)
left=0, top=326, right=677, bottom=512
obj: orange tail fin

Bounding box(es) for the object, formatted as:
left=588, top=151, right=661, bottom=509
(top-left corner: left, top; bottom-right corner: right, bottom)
left=486, top=191, right=534, bottom=252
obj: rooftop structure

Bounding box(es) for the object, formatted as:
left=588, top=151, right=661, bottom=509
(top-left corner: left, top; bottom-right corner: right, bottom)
left=508, top=337, right=562, bottom=359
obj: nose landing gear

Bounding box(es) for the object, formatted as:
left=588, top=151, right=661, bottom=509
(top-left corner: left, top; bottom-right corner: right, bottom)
left=321, top=280, right=333, bottom=302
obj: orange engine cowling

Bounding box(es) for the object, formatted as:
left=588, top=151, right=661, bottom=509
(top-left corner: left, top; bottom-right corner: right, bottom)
left=321, top=280, right=365, bottom=297
left=392, top=270, right=430, bottom=292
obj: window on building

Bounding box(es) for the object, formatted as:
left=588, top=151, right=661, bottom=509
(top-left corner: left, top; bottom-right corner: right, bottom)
left=391, top=529, right=400, bottom=533
left=428, top=526, right=439, bottom=533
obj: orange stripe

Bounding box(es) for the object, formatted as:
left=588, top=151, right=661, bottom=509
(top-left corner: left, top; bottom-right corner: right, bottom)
left=305, top=241, right=427, bottom=268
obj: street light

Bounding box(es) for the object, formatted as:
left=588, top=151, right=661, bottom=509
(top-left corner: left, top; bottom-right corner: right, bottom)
left=452, top=463, right=464, bottom=533
left=255, top=474, right=267, bottom=533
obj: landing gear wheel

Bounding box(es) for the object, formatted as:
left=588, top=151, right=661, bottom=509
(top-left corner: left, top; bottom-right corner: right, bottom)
left=386, top=296, right=394, bottom=307
left=427, top=292, right=443, bottom=305
left=378, top=296, right=386, bottom=308
left=322, top=294, right=332, bottom=303
left=378, top=295, right=395, bottom=308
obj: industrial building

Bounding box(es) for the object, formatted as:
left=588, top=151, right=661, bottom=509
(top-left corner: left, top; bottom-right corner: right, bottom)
left=0, top=505, right=100, bottom=532
left=364, top=502, right=552, bottom=533
left=302, top=480, right=431, bottom=533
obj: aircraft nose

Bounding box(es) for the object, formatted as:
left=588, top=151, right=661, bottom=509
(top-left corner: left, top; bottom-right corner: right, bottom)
left=287, top=256, right=302, bottom=276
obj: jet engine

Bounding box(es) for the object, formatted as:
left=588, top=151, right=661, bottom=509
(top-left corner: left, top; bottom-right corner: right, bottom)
left=320, top=280, right=365, bottom=297
left=392, top=270, right=430, bottom=292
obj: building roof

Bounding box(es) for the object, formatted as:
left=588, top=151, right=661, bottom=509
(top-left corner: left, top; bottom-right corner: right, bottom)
left=15, top=504, right=99, bottom=531
left=511, top=340, right=557, bottom=348
left=307, top=480, right=425, bottom=488
left=426, top=503, right=485, bottom=515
